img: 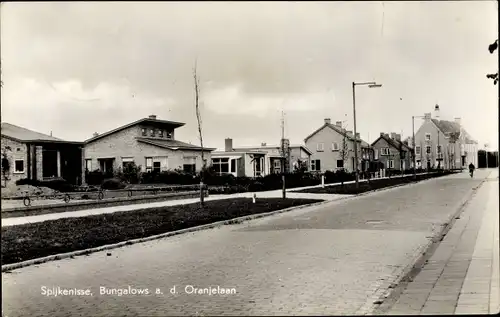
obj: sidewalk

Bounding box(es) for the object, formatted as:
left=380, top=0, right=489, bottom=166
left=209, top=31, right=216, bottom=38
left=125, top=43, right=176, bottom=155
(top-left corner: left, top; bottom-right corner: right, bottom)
left=386, top=169, right=499, bottom=315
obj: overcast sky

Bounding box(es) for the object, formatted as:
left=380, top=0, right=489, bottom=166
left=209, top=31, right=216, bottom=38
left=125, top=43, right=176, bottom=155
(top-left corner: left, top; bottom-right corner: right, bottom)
left=1, top=1, right=498, bottom=150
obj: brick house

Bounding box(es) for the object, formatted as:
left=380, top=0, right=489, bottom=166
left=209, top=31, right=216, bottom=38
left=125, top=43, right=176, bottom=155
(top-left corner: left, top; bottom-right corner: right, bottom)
left=83, top=115, right=216, bottom=181
left=371, top=132, right=413, bottom=171
left=304, top=118, right=372, bottom=173
left=1, top=123, right=84, bottom=188
left=413, top=105, right=478, bottom=169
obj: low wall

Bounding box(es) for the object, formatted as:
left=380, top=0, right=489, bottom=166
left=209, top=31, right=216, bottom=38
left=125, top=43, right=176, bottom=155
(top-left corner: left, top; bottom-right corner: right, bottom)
left=1, top=191, right=208, bottom=219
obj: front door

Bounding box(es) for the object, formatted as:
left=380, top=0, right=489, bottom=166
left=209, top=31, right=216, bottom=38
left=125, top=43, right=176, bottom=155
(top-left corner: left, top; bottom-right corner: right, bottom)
left=426, top=161, right=431, bottom=169
left=42, top=149, right=58, bottom=178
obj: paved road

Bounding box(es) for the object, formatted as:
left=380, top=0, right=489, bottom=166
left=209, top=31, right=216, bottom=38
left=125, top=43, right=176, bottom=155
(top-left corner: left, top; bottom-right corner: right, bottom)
left=1, top=170, right=489, bottom=316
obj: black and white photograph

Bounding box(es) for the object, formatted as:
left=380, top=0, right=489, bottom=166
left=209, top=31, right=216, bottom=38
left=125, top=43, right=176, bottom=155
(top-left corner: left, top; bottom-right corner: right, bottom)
left=1, top=1, right=499, bottom=316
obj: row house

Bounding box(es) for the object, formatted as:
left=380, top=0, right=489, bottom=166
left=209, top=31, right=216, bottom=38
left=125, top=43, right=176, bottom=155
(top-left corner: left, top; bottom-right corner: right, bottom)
left=371, top=132, right=413, bottom=171
left=304, top=118, right=373, bottom=173
left=413, top=105, right=478, bottom=170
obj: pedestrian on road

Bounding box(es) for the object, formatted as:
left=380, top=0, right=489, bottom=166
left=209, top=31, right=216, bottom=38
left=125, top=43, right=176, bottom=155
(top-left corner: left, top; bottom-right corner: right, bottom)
left=469, top=162, right=475, bottom=178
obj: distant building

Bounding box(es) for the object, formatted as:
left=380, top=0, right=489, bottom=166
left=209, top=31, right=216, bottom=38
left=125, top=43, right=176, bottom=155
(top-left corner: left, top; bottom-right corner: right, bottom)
left=304, top=118, right=372, bottom=173
left=371, top=132, right=413, bottom=171
left=1, top=123, right=83, bottom=187
left=413, top=105, right=478, bottom=169
left=83, top=115, right=215, bottom=181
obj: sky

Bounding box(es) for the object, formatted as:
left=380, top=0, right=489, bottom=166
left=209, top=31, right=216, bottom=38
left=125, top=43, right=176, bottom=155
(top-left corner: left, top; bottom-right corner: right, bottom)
left=1, top=1, right=498, bottom=151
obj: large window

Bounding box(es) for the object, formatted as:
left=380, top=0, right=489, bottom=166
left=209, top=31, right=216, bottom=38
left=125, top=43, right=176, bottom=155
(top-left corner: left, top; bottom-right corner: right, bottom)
left=150, top=129, right=155, bottom=137
left=14, top=159, right=24, bottom=173
left=166, top=131, right=173, bottom=139
left=153, top=162, right=161, bottom=173
left=212, top=158, right=230, bottom=174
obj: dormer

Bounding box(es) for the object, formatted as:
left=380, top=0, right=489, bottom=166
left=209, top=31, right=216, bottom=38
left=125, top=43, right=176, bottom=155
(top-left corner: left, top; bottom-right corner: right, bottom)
left=138, top=115, right=184, bottom=140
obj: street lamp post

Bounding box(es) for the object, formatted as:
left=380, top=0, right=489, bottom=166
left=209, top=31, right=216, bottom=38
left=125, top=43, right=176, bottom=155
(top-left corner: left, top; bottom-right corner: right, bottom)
left=412, top=115, right=425, bottom=180
left=485, top=143, right=489, bottom=169
left=352, top=81, right=382, bottom=189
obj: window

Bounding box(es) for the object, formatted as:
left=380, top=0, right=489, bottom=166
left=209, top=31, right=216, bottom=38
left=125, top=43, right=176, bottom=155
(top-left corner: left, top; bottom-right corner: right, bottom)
left=230, top=159, right=236, bottom=173
left=150, top=129, right=155, bottom=137
left=122, top=157, right=134, bottom=170
left=183, top=164, right=196, bottom=174
left=14, top=160, right=24, bottom=173
left=311, top=159, right=321, bottom=171
left=158, top=130, right=164, bottom=138
left=332, top=142, right=339, bottom=151
left=317, top=143, right=324, bottom=152
left=142, top=128, right=147, bottom=136
left=212, top=158, right=230, bottom=175
left=381, top=148, right=390, bottom=155
left=85, top=159, right=92, bottom=171
left=145, top=157, right=153, bottom=172
left=374, top=149, right=379, bottom=160
left=436, top=145, right=442, bottom=154
left=153, top=162, right=161, bottom=173
left=166, top=131, right=173, bottom=139
left=16, top=148, right=21, bottom=152
left=337, top=160, right=344, bottom=168
left=415, top=146, right=421, bottom=155
left=274, top=160, right=281, bottom=169
left=426, top=146, right=431, bottom=154
left=388, top=160, right=394, bottom=168
left=425, top=133, right=431, bottom=141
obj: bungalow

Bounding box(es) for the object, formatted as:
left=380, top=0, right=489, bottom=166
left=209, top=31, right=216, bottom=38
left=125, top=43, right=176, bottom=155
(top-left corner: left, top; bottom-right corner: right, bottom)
left=210, top=139, right=267, bottom=177
left=1, top=123, right=84, bottom=188
left=83, top=115, right=216, bottom=182
left=232, top=142, right=313, bottom=174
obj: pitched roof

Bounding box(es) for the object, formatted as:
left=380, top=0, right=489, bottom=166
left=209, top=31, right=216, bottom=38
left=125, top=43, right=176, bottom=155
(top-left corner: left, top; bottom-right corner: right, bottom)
left=1, top=122, right=82, bottom=144
left=372, top=134, right=412, bottom=151
left=85, top=117, right=186, bottom=144
left=136, top=137, right=216, bottom=151
left=304, top=123, right=370, bottom=147
left=431, top=119, right=477, bottom=144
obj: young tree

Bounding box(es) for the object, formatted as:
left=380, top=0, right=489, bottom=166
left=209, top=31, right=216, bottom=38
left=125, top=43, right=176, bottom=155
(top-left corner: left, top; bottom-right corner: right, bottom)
left=193, top=60, right=206, bottom=206
left=339, top=124, right=349, bottom=185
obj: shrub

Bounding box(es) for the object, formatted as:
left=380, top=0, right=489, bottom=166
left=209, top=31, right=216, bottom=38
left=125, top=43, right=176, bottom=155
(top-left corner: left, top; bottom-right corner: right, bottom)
left=114, top=163, right=142, bottom=184
left=101, top=178, right=127, bottom=190
left=16, top=178, right=76, bottom=192
left=86, top=170, right=105, bottom=186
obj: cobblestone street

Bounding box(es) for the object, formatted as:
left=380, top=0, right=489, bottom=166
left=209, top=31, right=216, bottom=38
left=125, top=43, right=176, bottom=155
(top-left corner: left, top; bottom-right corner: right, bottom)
left=1, top=170, right=496, bottom=316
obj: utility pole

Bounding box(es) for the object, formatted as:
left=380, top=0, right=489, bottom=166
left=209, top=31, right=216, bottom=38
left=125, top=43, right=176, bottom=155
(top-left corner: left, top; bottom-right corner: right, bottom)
left=281, top=111, right=286, bottom=199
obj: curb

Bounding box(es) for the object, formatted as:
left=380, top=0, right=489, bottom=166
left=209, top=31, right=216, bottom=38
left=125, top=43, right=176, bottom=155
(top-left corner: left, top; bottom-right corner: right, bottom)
left=1, top=199, right=333, bottom=272
left=0, top=172, right=461, bottom=272
left=362, top=171, right=492, bottom=315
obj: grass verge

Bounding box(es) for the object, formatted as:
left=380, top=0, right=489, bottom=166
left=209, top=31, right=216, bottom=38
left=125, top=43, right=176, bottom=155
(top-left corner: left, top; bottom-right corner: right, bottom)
left=1, top=198, right=322, bottom=266
left=296, top=172, right=456, bottom=194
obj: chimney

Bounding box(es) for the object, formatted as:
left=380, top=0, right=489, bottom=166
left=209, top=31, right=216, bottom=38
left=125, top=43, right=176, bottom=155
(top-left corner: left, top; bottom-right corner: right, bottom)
left=261, top=142, right=267, bottom=146
left=346, top=130, right=353, bottom=137
left=395, top=134, right=401, bottom=141
left=225, top=138, right=233, bottom=152
left=380, top=132, right=385, bottom=137
left=335, top=121, right=342, bottom=128
left=390, top=132, right=397, bottom=140
left=355, top=132, right=360, bottom=139
left=424, top=112, right=432, bottom=121
left=454, top=117, right=461, bottom=125
left=324, top=118, right=331, bottom=125
left=434, top=104, right=440, bottom=119
left=93, top=132, right=99, bottom=137
left=149, top=115, right=157, bottom=119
